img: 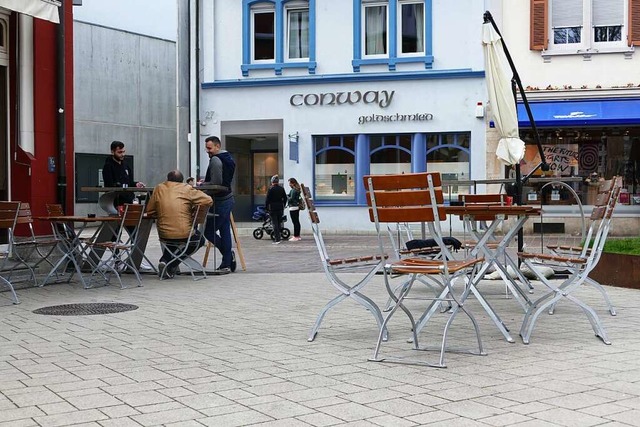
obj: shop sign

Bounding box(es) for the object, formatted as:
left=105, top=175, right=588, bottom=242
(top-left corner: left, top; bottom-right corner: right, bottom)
left=358, top=112, right=434, bottom=125
left=289, top=90, right=395, bottom=108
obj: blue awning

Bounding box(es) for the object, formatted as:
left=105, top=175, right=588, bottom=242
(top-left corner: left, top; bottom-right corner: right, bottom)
left=517, top=98, right=640, bottom=127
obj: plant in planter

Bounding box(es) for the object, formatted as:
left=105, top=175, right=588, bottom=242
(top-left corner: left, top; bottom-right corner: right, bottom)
left=589, top=237, right=640, bottom=289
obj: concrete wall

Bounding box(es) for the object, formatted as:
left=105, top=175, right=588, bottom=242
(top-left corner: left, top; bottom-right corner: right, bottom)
left=73, top=22, right=179, bottom=214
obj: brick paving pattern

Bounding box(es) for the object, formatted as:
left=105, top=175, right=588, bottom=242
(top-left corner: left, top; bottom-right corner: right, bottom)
left=0, top=226, right=638, bottom=426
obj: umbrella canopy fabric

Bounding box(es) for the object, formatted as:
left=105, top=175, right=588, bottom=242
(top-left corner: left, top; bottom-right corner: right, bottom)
left=482, top=23, right=525, bottom=166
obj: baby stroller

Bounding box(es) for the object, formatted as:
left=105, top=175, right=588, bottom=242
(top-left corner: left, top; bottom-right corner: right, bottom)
left=252, top=206, right=291, bottom=240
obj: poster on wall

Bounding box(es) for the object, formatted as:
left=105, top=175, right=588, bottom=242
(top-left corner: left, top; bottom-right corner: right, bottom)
left=521, top=144, right=579, bottom=176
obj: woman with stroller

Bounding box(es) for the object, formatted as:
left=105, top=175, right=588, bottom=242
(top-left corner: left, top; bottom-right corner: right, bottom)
left=265, top=175, right=287, bottom=245
left=287, top=177, right=303, bottom=241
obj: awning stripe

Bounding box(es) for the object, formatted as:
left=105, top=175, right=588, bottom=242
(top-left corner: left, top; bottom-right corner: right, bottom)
left=0, top=0, right=60, bottom=24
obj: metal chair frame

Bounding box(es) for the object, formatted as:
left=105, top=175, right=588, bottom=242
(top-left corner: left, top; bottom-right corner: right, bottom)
left=85, top=204, right=146, bottom=289
left=300, top=184, right=388, bottom=343
left=158, top=204, right=209, bottom=281
left=518, top=177, right=621, bottom=345
left=0, top=202, right=21, bottom=304
left=10, top=203, right=60, bottom=287
left=365, top=172, right=485, bottom=368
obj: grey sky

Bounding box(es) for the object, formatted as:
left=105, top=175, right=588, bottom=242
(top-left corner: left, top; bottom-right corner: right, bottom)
left=73, top=0, right=177, bottom=41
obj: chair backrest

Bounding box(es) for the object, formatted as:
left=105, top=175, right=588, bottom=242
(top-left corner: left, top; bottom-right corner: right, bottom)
left=117, top=204, right=146, bottom=244
left=46, top=204, right=64, bottom=216
left=300, top=184, right=319, bottom=224
left=0, top=202, right=20, bottom=231
left=191, top=204, right=210, bottom=237
left=300, top=184, right=332, bottom=262
left=458, top=194, right=505, bottom=205
left=364, top=172, right=446, bottom=224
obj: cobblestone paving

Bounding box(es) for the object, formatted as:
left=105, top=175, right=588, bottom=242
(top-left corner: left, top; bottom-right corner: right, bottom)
left=1, top=227, right=638, bottom=426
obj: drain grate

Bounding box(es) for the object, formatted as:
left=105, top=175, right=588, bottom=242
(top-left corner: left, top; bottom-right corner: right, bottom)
left=33, top=303, right=138, bottom=316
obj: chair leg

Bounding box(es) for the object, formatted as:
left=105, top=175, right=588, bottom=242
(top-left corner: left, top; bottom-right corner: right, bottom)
left=0, top=275, right=19, bottom=304
left=585, top=277, right=617, bottom=316
left=308, top=293, right=347, bottom=342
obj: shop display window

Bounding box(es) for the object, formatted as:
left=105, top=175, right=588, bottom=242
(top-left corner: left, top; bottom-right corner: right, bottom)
left=519, top=129, right=640, bottom=206
left=314, top=136, right=356, bottom=201
left=426, top=133, right=471, bottom=200
left=369, top=134, right=411, bottom=175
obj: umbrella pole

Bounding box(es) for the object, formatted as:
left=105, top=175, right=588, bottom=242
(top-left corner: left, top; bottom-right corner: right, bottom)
left=484, top=11, right=550, bottom=261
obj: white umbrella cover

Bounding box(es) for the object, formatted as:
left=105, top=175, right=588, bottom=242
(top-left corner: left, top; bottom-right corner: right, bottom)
left=482, top=23, right=525, bottom=165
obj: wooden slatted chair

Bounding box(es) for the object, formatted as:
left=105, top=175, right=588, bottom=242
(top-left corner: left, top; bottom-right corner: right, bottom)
left=517, top=176, right=621, bottom=345
left=10, top=203, right=60, bottom=286
left=300, top=184, right=388, bottom=342
left=364, top=172, right=485, bottom=368
left=85, top=203, right=146, bottom=289
left=158, top=204, right=209, bottom=281
left=0, top=202, right=21, bottom=304
left=544, top=177, right=620, bottom=316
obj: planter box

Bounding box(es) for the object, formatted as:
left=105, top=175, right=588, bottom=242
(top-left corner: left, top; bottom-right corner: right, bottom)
left=589, top=253, right=640, bottom=289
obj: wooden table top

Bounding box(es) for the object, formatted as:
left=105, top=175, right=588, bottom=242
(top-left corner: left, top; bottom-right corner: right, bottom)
left=35, top=215, right=122, bottom=222
left=445, top=205, right=541, bottom=218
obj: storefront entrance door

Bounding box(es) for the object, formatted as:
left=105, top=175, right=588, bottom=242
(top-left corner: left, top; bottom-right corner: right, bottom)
left=252, top=151, right=279, bottom=213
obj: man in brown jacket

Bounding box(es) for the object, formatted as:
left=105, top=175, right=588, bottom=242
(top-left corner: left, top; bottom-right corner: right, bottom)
left=146, top=170, right=213, bottom=278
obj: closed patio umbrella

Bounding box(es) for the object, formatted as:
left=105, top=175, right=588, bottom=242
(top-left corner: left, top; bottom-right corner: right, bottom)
left=482, top=22, right=524, bottom=165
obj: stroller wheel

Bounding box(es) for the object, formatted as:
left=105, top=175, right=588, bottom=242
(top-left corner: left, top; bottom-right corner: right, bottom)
left=281, top=228, right=291, bottom=239
left=253, top=228, right=264, bottom=240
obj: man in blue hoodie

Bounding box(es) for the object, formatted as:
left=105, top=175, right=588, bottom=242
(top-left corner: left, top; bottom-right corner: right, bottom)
left=203, top=136, right=236, bottom=273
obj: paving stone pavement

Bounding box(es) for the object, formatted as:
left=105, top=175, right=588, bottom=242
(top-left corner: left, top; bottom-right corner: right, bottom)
left=1, top=227, right=639, bottom=426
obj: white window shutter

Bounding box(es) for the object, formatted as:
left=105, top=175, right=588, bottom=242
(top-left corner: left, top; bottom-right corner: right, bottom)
left=551, top=0, right=583, bottom=27
left=592, top=0, right=624, bottom=26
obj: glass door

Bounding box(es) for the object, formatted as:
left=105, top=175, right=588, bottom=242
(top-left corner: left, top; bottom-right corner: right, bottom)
left=252, top=151, right=278, bottom=211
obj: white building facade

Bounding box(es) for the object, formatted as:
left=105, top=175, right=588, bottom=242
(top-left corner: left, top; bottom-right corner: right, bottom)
left=500, top=0, right=640, bottom=228
left=197, top=0, right=493, bottom=230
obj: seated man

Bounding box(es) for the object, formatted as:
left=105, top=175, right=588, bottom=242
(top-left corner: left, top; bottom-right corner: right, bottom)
left=146, top=170, right=213, bottom=278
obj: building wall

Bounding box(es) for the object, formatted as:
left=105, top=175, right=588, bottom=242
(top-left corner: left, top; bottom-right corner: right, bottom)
left=199, top=0, right=490, bottom=231
left=499, top=2, right=639, bottom=90
left=73, top=22, right=178, bottom=215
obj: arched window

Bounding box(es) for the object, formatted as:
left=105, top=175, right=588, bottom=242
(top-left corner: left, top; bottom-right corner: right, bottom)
left=369, top=134, right=411, bottom=174
left=314, top=136, right=356, bottom=201
left=426, top=133, right=471, bottom=197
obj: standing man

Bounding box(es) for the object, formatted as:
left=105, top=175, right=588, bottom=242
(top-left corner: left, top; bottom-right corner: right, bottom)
left=203, top=136, right=236, bottom=273
left=146, top=170, right=212, bottom=279
left=102, top=140, right=145, bottom=209
left=265, top=175, right=287, bottom=245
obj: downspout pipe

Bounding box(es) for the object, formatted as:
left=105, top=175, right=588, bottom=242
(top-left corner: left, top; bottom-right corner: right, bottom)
left=56, top=0, right=66, bottom=211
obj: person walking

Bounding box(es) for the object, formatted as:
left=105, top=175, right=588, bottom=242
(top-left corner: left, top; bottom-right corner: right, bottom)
left=202, top=136, right=237, bottom=273
left=287, top=177, right=303, bottom=241
left=265, top=175, right=287, bottom=245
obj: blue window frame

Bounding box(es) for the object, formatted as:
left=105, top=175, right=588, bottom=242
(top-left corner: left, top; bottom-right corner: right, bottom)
left=242, top=0, right=317, bottom=76
left=312, top=132, right=470, bottom=205
left=352, top=0, right=433, bottom=72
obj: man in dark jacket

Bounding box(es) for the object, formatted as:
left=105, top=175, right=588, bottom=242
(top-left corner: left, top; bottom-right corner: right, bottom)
left=102, top=140, right=145, bottom=209
left=265, top=175, right=287, bottom=244
left=203, top=136, right=236, bottom=272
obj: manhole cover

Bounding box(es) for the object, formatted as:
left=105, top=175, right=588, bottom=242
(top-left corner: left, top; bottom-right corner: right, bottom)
left=33, top=303, right=138, bottom=316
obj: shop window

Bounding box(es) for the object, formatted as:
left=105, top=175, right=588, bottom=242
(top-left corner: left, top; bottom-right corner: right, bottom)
left=370, top=134, right=411, bottom=174
left=520, top=129, right=640, bottom=205
left=314, top=136, right=356, bottom=201
left=352, top=0, right=433, bottom=71
left=242, top=0, right=316, bottom=76
left=426, top=133, right=471, bottom=199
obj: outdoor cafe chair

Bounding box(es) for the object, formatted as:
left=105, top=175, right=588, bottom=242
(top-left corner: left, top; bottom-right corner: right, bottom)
left=300, top=183, right=388, bottom=343
left=543, top=177, right=621, bottom=317
left=364, top=172, right=485, bottom=368
left=0, top=201, right=21, bottom=304
left=84, top=203, right=145, bottom=289
left=10, top=203, right=61, bottom=287
left=518, top=176, right=622, bottom=345
left=158, top=204, right=209, bottom=281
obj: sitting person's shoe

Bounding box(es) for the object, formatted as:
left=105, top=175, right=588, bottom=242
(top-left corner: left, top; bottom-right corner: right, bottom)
left=230, top=251, right=237, bottom=272
left=158, top=261, right=171, bottom=279
left=139, top=259, right=154, bottom=272
left=215, top=266, right=231, bottom=274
